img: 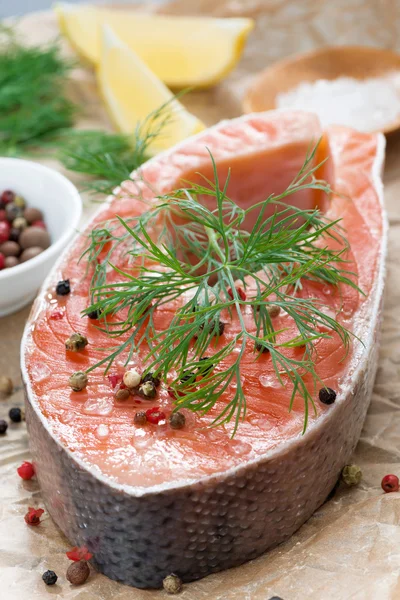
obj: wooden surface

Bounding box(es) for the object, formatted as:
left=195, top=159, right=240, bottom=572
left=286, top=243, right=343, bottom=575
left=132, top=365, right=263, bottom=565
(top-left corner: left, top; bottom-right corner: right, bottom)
left=3, top=2, right=400, bottom=599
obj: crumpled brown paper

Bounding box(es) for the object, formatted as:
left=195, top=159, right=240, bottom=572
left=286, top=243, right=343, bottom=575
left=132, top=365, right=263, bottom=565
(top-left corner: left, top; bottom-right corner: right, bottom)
left=2, top=1, right=400, bottom=598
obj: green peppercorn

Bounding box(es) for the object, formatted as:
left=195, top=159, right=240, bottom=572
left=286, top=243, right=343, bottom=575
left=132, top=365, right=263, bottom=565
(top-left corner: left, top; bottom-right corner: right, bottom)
left=65, top=333, right=89, bottom=352
left=68, top=371, right=88, bottom=392
left=341, top=464, right=362, bottom=486
left=138, top=380, right=157, bottom=399
left=169, top=412, right=186, bottom=430
left=13, top=195, right=26, bottom=209
left=163, top=573, right=182, bottom=594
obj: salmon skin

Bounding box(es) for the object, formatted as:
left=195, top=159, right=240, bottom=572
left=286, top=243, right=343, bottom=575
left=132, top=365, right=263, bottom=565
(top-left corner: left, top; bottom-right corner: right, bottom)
left=21, top=111, right=386, bottom=588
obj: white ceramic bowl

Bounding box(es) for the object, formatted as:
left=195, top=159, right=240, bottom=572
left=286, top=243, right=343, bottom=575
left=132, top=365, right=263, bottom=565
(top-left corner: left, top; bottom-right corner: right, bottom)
left=0, top=158, right=82, bottom=317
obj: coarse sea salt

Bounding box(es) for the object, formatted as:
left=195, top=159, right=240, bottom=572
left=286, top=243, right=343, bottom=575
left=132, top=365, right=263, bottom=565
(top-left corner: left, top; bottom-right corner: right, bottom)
left=276, top=72, right=400, bottom=132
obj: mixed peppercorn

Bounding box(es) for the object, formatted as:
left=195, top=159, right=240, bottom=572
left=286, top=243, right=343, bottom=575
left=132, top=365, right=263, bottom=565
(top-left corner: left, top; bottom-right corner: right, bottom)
left=0, top=189, right=50, bottom=270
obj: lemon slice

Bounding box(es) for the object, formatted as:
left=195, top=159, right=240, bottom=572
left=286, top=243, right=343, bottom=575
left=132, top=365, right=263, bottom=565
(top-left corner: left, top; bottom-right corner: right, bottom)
left=97, top=25, right=204, bottom=154
left=55, top=3, right=254, bottom=87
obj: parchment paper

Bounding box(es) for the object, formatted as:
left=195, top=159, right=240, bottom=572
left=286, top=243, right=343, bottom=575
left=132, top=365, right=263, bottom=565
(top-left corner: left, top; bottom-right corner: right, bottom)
left=2, top=2, right=400, bottom=598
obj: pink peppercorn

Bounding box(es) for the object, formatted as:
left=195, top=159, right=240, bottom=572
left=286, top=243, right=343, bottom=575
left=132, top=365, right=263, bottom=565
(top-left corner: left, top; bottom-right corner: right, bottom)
left=0, top=221, right=10, bottom=244
left=381, top=474, right=399, bottom=493
left=146, top=407, right=166, bottom=424
left=17, top=461, right=35, bottom=480
left=32, top=220, right=47, bottom=230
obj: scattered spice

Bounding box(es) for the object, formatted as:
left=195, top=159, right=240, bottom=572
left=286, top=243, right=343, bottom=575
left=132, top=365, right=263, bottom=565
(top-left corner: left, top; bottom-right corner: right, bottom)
left=66, top=560, right=90, bottom=586
left=141, top=372, right=161, bottom=387
left=197, top=357, right=214, bottom=375
left=163, top=573, right=183, bottom=594
left=0, top=375, right=13, bottom=395
left=66, top=546, right=93, bottom=562
left=267, top=305, right=281, bottom=318
left=180, top=371, right=196, bottom=385
left=9, top=407, right=22, bottom=422
left=68, top=371, right=88, bottom=392
left=24, top=506, right=44, bottom=526
left=108, top=373, right=123, bottom=388
left=65, top=333, right=89, bottom=352
left=1, top=190, right=14, bottom=204
left=169, top=412, right=186, bottom=430
left=115, top=388, right=130, bottom=402
left=228, top=286, right=246, bottom=301
left=0, top=419, right=8, bottom=434
left=167, top=387, right=185, bottom=400
left=56, top=279, right=71, bottom=296
left=50, top=307, right=65, bottom=320
left=138, top=380, right=157, bottom=399
left=318, top=387, right=337, bottom=405
left=87, top=308, right=102, bottom=320
left=255, top=341, right=270, bottom=354
left=341, top=464, right=362, bottom=486
left=13, top=216, right=27, bottom=230
left=197, top=318, right=225, bottom=338
left=146, top=407, right=166, bottom=424
left=42, top=570, right=58, bottom=586
left=134, top=411, right=147, bottom=426
left=14, top=195, right=26, bottom=209
left=381, top=474, right=399, bottom=493
left=17, top=461, right=35, bottom=480
left=268, top=597, right=284, bottom=600
left=123, top=368, right=141, bottom=389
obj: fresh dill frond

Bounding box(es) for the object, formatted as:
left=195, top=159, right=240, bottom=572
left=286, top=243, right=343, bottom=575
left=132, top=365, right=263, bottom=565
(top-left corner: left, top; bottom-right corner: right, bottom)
left=0, top=30, right=76, bottom=153
left=57, top=130, right=134, bottom=195
left=82, top=143, right=361, bottom=436
left=57, top=99, right=176, bottom=195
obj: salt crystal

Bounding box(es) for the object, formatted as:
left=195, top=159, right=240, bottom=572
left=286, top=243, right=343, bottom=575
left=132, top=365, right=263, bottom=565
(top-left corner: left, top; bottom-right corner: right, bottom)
left=276, top=73, right=400, bottom=132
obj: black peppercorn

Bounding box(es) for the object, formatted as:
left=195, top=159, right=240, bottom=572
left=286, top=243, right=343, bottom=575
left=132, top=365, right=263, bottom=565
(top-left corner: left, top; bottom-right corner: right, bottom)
left=197, top=357, right=214, bottom=376
left=180, top=371, right=196, bottom=384
left=318, top=387, right=337, bottom=405
left=141, top=371, right=161, bottom=387
left=255, top=341, right=270, bottom=353
left=87, top=308, right=102, bottom=320
left=268, top=597, right=284, bottom=600
left=42, top=570, right=58, bottom=586
left=9, top=407, right=22, bottom=423
left=0, top=419, right=8, bottom=434
left=56, top=279, right=71, bottom=296
left=9, top=227, right=20, bottom=242
left=197, top=319, right=225, bottom=338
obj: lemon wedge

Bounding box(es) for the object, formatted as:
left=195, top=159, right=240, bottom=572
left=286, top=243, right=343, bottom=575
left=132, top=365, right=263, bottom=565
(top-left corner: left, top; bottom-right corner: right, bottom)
left=97, top=25, right=204, bottom=153
left=55, top=3, right=254, bottom=87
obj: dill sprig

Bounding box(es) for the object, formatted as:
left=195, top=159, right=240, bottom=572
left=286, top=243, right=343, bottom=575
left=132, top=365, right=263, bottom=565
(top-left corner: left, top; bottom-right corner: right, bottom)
left=0, top=29, right=76, bottom=154
left=82, top=144, right=360, bottom=435
left=0, top=28, right=171, bottom=194
left=57, top=100, right=175, bottom=195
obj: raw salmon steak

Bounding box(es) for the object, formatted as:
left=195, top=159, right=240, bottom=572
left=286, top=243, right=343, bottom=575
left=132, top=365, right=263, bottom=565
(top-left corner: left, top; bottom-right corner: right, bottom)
left=21, top=111, right=386, bottom=588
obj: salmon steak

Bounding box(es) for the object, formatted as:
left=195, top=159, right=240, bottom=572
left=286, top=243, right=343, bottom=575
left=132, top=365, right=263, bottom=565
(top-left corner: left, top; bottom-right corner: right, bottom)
left=21, top=111, right=386, bottom=589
